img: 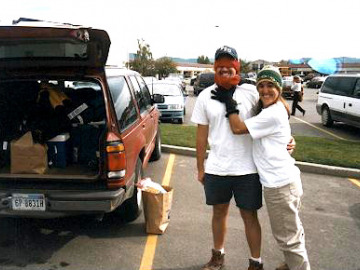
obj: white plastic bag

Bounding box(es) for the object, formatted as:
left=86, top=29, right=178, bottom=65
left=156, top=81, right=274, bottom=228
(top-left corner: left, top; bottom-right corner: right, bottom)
left=137, top=177, right=167, bottom=194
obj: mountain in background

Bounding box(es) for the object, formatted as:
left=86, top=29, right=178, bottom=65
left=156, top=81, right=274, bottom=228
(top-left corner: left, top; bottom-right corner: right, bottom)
left=171, top=57, right=199, bottom=63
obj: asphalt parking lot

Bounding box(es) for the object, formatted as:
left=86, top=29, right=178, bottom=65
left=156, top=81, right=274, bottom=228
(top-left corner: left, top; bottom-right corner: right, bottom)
left=0, top=153, right=359, bottom=270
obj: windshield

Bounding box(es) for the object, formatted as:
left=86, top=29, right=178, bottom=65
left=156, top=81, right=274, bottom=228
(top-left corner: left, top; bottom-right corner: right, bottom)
left=152, top=83, right=182, bottom=96
left=0, top=41, right=88, bottom=59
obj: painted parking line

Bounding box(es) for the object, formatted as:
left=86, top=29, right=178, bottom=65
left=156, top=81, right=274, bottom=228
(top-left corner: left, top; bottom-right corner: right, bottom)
left=349, top=178, right=360, bottom=188
left=139, top=154, right=176, bottom=270
left=292, top=116, right=346, bottom=141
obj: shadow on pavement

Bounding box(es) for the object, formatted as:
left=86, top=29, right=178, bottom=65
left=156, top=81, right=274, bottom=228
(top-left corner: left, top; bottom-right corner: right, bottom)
left=349, top=203, right=360, bottom=230
left=0, top=214, right=146, bottom=268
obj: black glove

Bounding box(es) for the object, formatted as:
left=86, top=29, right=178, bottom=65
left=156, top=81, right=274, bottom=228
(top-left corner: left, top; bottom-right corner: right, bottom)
left=211, top=86, right=239, bottom=117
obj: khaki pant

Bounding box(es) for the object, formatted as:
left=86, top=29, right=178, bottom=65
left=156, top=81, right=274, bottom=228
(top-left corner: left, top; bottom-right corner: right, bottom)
left=264, top=181, right=311, bottom=270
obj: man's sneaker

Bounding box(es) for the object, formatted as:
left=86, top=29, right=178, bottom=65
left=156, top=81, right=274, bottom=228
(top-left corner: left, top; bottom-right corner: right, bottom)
left=248, top=258, right=264, bottom=270
left=201, top=249, right=224, bottom=270
left=275, top=263, right=290, bottom=270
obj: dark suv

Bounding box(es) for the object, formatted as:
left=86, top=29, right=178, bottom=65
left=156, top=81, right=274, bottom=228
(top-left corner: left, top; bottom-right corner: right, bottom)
left=0, top=25, right=164, bottom=221
left=193, top=72, right=215, bottom=96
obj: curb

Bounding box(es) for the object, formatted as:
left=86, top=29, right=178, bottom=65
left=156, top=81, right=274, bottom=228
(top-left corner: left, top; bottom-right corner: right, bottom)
left=162, top=144, right=360, bottom=179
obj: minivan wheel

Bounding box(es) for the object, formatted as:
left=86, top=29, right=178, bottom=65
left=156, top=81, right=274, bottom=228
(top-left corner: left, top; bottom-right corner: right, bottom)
left=150, top=128, right=161, bottom=161
left=114, top=158, right=143, bottom=222
left=321, top=107, right=333, bottom=127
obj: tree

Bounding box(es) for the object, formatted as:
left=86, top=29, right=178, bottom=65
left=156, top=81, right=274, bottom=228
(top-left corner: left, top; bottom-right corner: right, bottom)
left=126, top=39, right=156, bottom=76
left=155, top=57, right=178, bottom=79
left=240, top=59, right=252, bottom=73
left=197, top=55, right=211, bottom=64
left=278, top=60, right=289, bottom=66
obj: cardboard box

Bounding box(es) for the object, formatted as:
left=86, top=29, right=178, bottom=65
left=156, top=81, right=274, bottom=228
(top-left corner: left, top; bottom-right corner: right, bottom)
left=11, top=132, right=48, bottom=174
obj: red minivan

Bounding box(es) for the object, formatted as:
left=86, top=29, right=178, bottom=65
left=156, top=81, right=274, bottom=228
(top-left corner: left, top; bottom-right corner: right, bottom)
left=0, top=25, right=164, bottom=221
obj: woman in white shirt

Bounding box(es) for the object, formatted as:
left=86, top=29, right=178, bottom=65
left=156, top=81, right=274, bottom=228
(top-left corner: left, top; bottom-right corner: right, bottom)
left=211, top=66, right=310, bottom=270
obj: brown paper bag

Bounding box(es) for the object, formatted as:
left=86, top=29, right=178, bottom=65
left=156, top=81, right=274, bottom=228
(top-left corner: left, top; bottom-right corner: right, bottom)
left=142, top=185, right=173, bottom=234
left=11, top=132, right=48, bottom=174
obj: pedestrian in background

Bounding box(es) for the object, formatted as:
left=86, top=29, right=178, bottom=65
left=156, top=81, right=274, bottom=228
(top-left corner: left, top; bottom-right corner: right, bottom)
left=291, top=76, right=305, bottom=116
left=212, top=65, right=311, bottom=270
left=191, top=45, right=264, bottom=270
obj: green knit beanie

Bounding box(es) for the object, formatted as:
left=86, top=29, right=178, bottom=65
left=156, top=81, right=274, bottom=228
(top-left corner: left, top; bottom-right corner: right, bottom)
left=256, top=65, right=283, bottom=90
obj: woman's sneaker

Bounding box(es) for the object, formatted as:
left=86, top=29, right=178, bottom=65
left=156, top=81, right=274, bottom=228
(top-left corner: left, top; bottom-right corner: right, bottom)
left=248, top=258, right=264, bottom=270
left=201, top=249, right=225, bottom=270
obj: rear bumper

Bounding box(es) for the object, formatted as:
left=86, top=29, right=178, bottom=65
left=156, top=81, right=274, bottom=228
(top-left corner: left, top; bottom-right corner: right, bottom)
left=0, top=188, right=126, bottom=218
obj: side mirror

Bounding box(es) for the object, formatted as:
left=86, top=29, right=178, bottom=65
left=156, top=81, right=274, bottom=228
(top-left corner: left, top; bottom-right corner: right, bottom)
left=152, top=94, right=165, bottom=104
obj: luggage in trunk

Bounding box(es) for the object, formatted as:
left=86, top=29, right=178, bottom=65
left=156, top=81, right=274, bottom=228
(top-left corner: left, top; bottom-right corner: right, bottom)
left=0, top=79, right=106, bottom=178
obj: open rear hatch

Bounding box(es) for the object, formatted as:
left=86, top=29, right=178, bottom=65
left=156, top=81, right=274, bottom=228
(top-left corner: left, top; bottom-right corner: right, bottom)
left=0, top=25, right=111, bottom=182
left=0, top=25, right=110, bottom=70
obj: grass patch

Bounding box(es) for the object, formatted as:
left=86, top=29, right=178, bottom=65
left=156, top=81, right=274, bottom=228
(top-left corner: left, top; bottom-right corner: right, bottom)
left=160, top=124, right=360, bottom=169
left=160, top=123, right=197, bottom=148
left=292, top=136, right=360, bottom=169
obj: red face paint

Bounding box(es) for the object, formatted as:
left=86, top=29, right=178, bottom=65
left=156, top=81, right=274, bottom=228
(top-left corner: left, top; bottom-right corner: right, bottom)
left=214, top=58, right=241, bottom=89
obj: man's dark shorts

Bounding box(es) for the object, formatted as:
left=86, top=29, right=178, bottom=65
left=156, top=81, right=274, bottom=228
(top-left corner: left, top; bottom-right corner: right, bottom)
left=204, top=173, right=262, bottom=210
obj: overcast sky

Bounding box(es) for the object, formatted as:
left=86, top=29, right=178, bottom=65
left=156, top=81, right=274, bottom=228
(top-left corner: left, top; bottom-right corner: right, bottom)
left=1, top=0, right=359, bottom=66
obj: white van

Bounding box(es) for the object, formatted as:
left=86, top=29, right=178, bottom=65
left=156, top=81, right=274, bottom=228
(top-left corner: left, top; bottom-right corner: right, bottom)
left=316, top=74, right=360, bottom=128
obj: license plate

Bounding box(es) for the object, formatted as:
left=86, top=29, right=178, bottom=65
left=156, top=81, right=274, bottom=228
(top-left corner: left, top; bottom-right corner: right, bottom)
left=11, top=194, right=46, bottom=211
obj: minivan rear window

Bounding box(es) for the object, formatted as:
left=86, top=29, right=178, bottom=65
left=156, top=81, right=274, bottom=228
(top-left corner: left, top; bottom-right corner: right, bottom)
left=322, top=77, right=356, bottom=96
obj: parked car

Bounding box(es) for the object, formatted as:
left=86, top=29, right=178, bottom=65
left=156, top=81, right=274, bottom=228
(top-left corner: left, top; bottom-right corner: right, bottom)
left=0, top=25, right=164, bottom=221
left=281, top=76, right=294, bottom=99
left=193, top=72, right=215, bottom=96
left=164, top=76, right=186, bottom=92
left=143, top=76, right=158, bottom=94
left=190, top=76, right=197, bottom=86
left=152, top=81, right=187, bottom=124
left=316, top=74, right=360, bottom=128
left=143, top=76, right=158, bottom=85
left=303, top=73, right=316, bottom=83
left=239, top=73, right=256, bottom=86
left=306, top=76, right=326, bottom=88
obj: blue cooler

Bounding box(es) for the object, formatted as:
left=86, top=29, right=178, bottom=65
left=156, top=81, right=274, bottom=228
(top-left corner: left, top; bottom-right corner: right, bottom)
left=47, top=133, right=70, bottom=168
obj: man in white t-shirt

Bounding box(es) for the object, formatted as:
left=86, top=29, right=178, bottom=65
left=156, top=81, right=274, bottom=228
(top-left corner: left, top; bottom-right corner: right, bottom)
left=291, top=76, right=305, bottom=116
left=191, top=46, right=264, bottom=270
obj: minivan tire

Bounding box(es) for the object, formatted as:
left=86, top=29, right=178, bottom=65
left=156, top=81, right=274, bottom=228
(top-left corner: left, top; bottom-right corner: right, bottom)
left=321, top=107, right=333, bottom=127
left=150, top=128, right=161, bottom=161
left=115, top=158, right=143, bottom=222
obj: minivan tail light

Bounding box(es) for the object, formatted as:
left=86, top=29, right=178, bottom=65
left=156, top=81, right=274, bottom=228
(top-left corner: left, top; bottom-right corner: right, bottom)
left=106, top=140, right=126, bottom=187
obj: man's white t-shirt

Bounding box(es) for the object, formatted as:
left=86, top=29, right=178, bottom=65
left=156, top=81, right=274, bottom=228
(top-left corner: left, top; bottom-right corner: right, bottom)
left=244, top=102, right=301, bottom=187
left=191, top=84, right=258, bottom=176
left=291, top=82, right=302, bottom=92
